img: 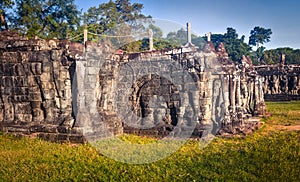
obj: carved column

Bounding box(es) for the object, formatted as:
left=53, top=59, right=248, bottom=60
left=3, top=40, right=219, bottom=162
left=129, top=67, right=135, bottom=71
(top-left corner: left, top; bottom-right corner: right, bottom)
left=222, top=74, right=230, bottom=125
left=229, top=74, right=236, bottom=113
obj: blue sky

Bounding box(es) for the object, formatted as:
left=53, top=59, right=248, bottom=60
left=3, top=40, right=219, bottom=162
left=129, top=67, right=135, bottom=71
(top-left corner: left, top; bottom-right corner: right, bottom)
left=75, top=0, right=300, bottom=49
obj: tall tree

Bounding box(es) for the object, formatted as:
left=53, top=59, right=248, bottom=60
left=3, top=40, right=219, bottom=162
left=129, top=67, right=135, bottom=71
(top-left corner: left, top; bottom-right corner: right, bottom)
left=249, top=26, right=272, bottom=48
left=249, top=26, right=272, bottom=63
left=83, top=0, right=151, bottom=41
left=148, top=24, right=162, bottom=39
left=209, top=28, right=251, bottom=62
left=13, top=0, right=80, bottom=39
left=166, top=28, right=202, bottom=47
left=0, top=0, right=14, bottom=31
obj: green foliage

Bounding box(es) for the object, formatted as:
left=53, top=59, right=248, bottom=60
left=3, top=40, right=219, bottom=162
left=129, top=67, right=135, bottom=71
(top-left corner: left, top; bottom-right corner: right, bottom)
left=261, top=47, right=300, bottom=65
left=209, top=28, right=252, bottom=62
left=248, top=26, right=272, bottom=64
left=166, top=28, right=187, bottom=46
left=166, top=28, right=206, bottom=48
left=249, top=26, right=272, bottom=47
left=0, top=102, right=299, bottom=181
left=120, top=38, right=178, bottom=53
left=83, top=0, right=151, bottom=42
left=0, top=0, right=14, bottom=30
left=10, top=0, right=80, bottom=39
left=120, top=23, right=178, bottom=52
left=148, top=24, right=162, bottom=39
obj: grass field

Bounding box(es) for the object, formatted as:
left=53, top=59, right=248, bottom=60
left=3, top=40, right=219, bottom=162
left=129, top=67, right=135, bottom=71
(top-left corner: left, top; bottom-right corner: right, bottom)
left=0, top=102, right=299, bottom=181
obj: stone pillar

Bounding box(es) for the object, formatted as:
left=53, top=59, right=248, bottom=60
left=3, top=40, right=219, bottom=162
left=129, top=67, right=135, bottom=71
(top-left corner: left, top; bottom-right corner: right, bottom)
left=281, top=54, right=286, bottom=66
left=83, top=26, right=88, bottom=46
left=254, top=76, right=265, bottom=116
left=236, top=75, right=241, bottom=108
left=247, top=78, right=255, bottom=114
left=187, top=22, right=192, bottom=44
left=149, top=29, right=154, bottom=51
left=207, top=32, right=212, bottom=42
left=222, top=75, right=230, bottom=125
left=235, top=75, right=243, bottom=122
left=229, top=74, right=236, bottom=113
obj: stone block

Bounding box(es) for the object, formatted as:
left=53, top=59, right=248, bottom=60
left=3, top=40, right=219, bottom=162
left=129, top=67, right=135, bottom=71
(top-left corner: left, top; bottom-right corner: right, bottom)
left=86, top=75, right=98, bottom=84
left=1, top=87, right=12, bottom=95
left=51, top=50, right=63, bottom=61
left=2, top=52, right=19, bottom=63
left=60, top=99, right=71, bottom=110
left=31, top=101, right=42, bottom=108
left=32, top=51, right=50, bottom=63
left=15, top=64, right=26, bottom=76
left=57, top=134, right=69, bottom=142
left=38, top=133, right=58, bottom=142
left=32, top=108, right=44, bottom=122
left=30, top=63, right=42, bottom=75
left=4, top=76, right=13, bottom=87
left=27, top=76, right=37, bottom=87
left=62, top=88, right=72, bottom=99
left=29, top=92, right=42, bottom=101
left=44, top=125, right=58, bottom=133
left=87, top=68, right=99, bottom=75
left=64, top=79, right=71, bottom=87
left=44, top=108, right=55, bottom=122
left=69, top=134, right=85, bottom=143
left=42, top=62, right=52, bottom=72
left=59, top=70, right=69, bottom=79
left=14, top=114, right=32, bottom=123
left=0, top=106, right=3, bottom=122
left=0, top=64, right=3, bottom=76
left=14, top=87, right=29, bottom=95
left=40, top=73, right=51, bottom=82
left=44, top=89, right=56, bottom=100
left=14, top=77, right=29, bottom=87
left=15, top=103, right=32, bottom=114
left=57, top=126, right=70, bottom=133
left=4, top=104, right=14, bottom=122
left=41, top=82, right=55, bottom=90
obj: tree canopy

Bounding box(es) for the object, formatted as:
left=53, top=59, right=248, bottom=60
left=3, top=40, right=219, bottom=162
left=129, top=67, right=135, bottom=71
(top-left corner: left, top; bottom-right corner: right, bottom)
left=205, top=28, right=251, bottom=62
left=0, top=0, right=14, bottom=31
left=249, top=26, right=272, bottom=47
left=261, top=48, right=300, bottom=65
left=83, top=0, right=151, bottom=42
left=248, top=26, right=272, bottom=64
left=8, top=0, right=80, bottom=39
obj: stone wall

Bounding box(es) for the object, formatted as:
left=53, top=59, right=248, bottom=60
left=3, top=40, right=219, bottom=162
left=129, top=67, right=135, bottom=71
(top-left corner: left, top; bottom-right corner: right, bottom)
left=0, top=32, right=266, bottom=142
left=0, top=32, right=85, bottom=142
left=78, top=42, right=265, bottom=138
left=255, top=64, right=300, bottom=101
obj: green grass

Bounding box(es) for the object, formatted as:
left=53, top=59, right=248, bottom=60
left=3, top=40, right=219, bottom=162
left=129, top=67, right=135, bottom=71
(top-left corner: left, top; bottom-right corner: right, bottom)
left=0, top=102, right=300, bottom=181
left=263, top=101, right=300, bottom=126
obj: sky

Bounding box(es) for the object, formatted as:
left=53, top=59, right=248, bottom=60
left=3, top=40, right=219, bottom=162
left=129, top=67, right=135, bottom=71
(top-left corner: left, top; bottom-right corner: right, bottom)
left=74, top=0, right=300, bottom=50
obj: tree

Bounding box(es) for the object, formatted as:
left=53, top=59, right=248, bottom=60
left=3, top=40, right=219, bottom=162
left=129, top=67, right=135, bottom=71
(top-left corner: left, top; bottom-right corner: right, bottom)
left=12, top=0, right=80, bottom=39
left=83, top=0, right=151, bottom=41
left=0, top=0, right=14, bottom=31
left=209, top=28, right=251, bottom=62
left=249, top=26, right=272, bottom=63
left=148, top=24, right=162, bottom=39
left=166, top=28, right=202, bottom=47
left=166, top=28, right=187, bottom=46
left=261, top=47, right=300, bottom=65
left=249, top=26, right=272, bottom=48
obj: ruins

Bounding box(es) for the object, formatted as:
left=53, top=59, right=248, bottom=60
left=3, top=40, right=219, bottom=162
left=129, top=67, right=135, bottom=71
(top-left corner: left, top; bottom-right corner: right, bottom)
left=0, top=26, right=298, bottom=143
left=254, top=55, right=300, bottom=101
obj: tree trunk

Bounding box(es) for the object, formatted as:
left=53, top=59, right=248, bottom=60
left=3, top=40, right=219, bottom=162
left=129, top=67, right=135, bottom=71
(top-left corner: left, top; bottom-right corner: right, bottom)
left=0, top=12, right=10, bottom=31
